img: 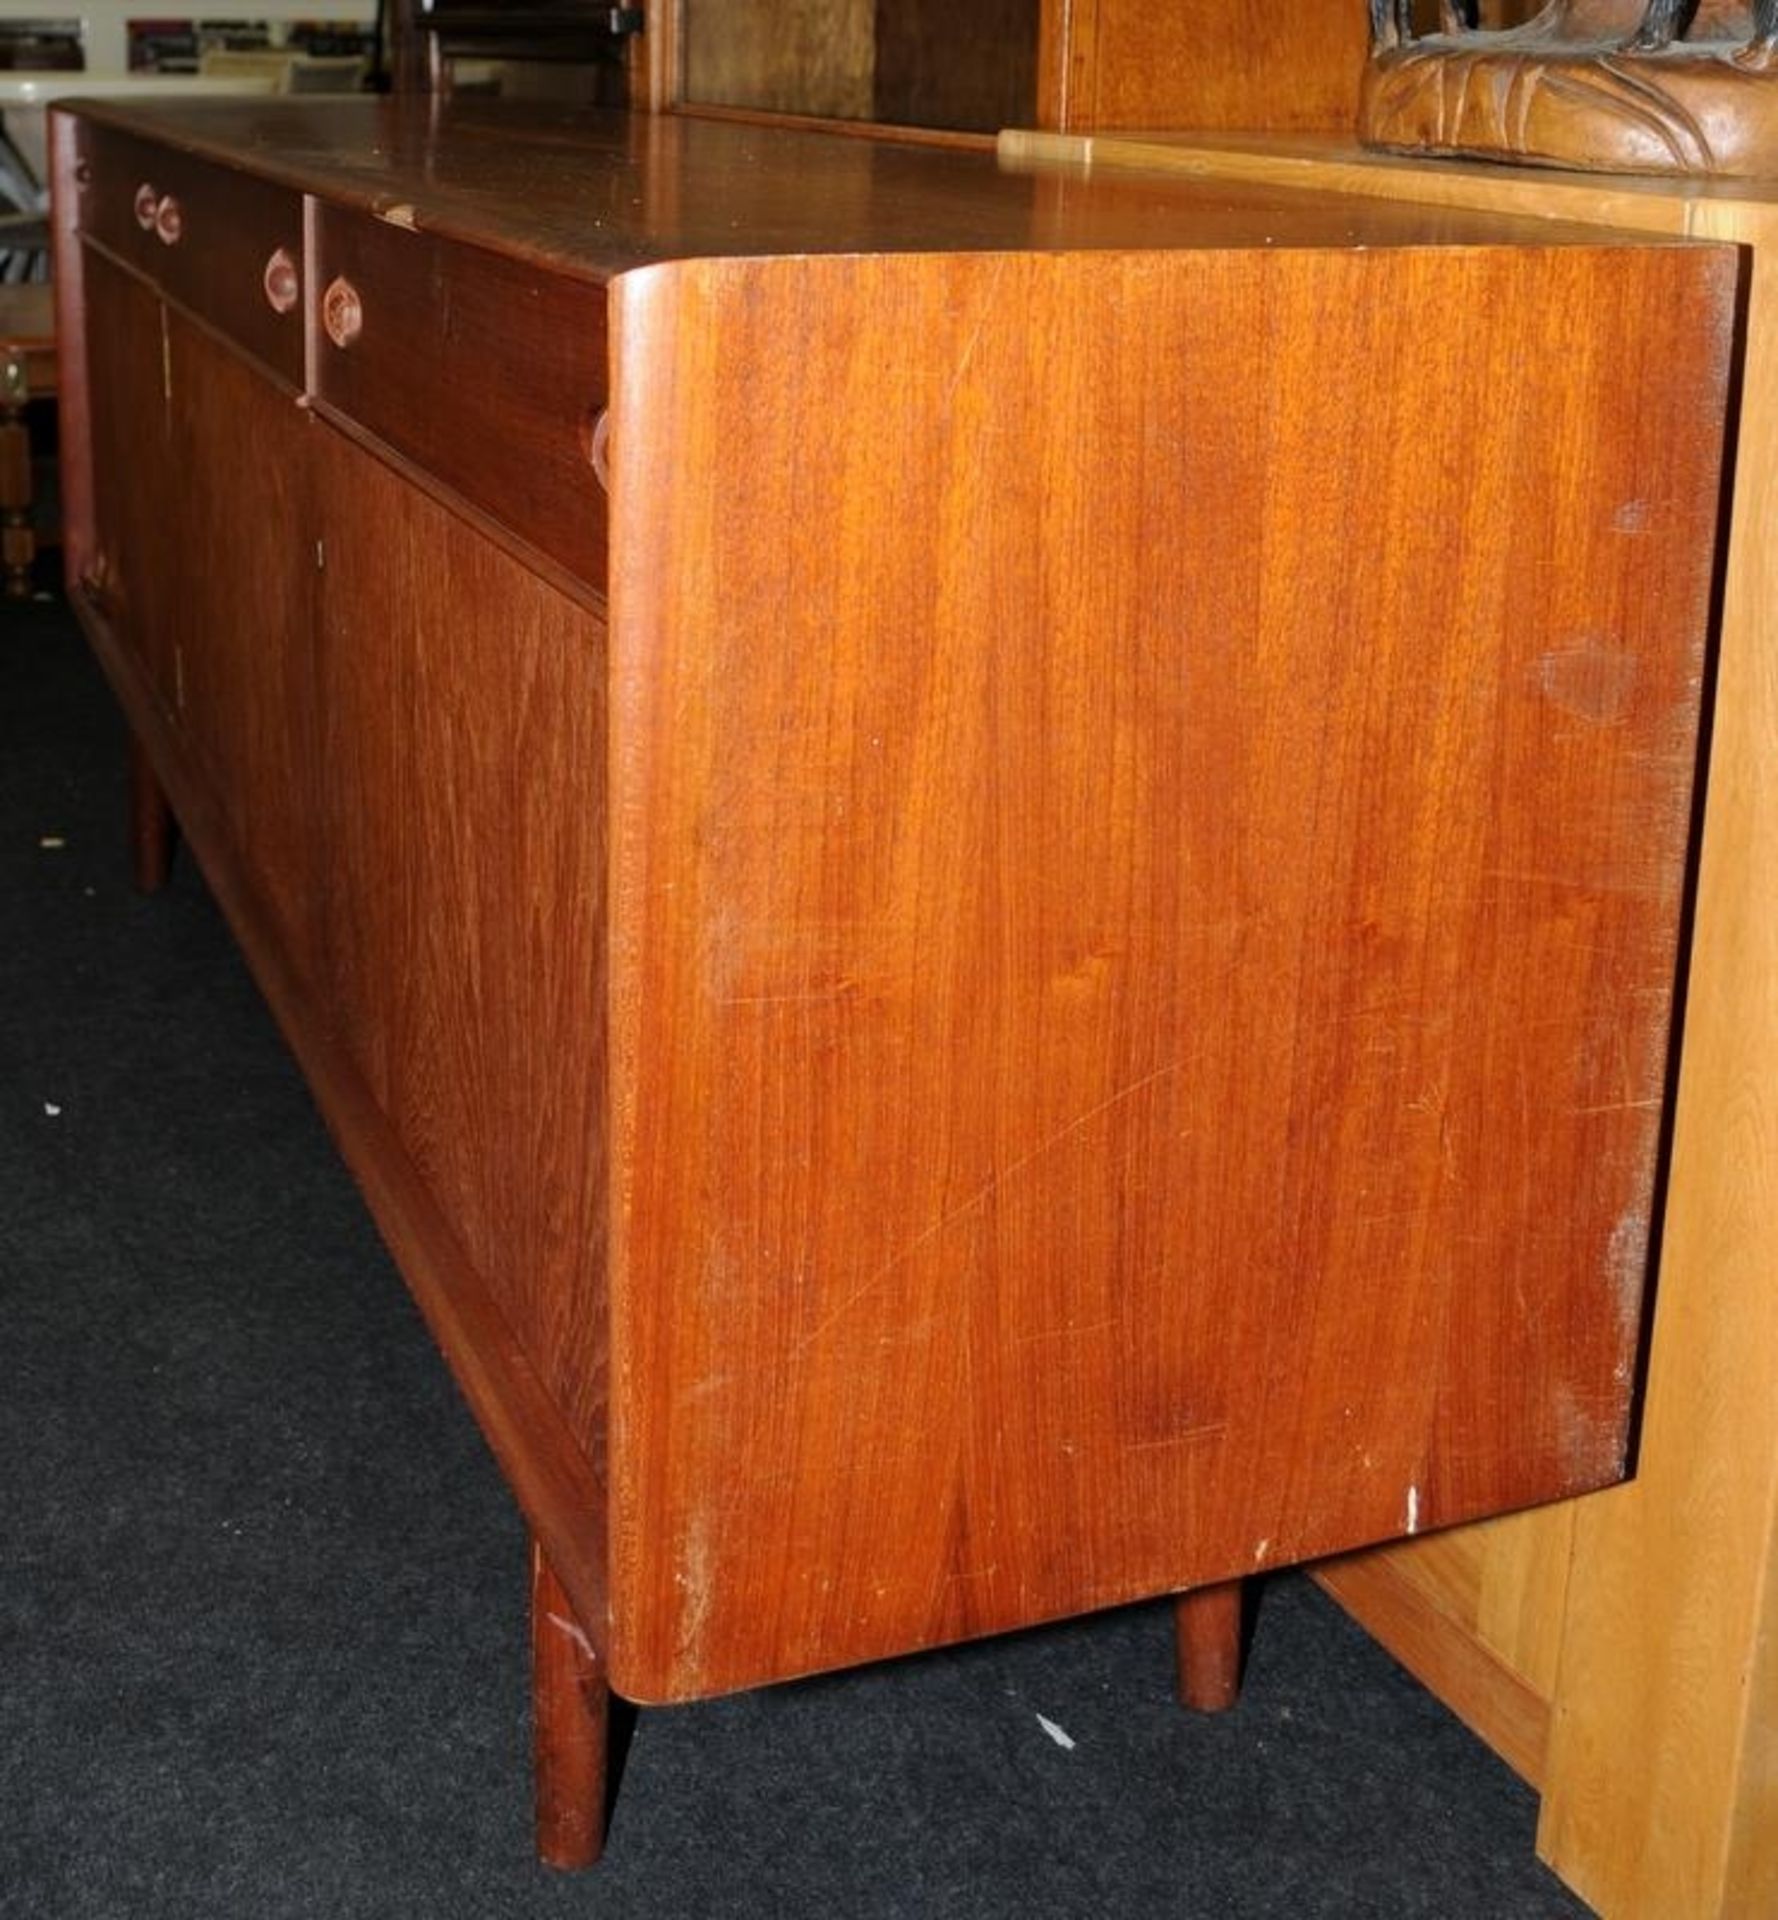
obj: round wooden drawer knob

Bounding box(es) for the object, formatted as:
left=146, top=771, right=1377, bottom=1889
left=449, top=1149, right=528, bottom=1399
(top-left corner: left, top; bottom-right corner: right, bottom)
left=322, top=276, right=363, bottom=349
left=263, top=248, right=299, bottom=316
left=133, top=183, right=159, bottom=230
left=153, top=195, right=183, bottom=246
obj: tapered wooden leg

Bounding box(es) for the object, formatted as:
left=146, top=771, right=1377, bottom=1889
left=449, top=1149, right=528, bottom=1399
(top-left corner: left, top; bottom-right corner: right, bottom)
left=530, top=1535, right=609, bottom=1870
left=0, top=386, right=34, bottom=597
left=129, top=734, right=173, bottom=894
left=1174, top=1578, right=1246, bottom=1712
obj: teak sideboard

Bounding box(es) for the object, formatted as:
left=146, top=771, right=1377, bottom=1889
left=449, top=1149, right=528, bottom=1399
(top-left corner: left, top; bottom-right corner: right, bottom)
left=49, top=96, right=1739, bottom=1863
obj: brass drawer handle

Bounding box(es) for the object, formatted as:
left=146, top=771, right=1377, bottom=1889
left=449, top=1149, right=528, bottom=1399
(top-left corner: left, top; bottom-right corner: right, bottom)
left=322, top=275, right=362, bottom=349
left=132, top=182, right=158, bottom=230
left=263, top=247, right=299, bottom=315
left=153, top=195, right=183, bottom=246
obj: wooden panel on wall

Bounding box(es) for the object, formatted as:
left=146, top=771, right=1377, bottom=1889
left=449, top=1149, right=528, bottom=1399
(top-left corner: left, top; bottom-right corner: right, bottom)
left=681, top=0, right=875, bottom=120
left=1038, top=0, right=1372, bottom=134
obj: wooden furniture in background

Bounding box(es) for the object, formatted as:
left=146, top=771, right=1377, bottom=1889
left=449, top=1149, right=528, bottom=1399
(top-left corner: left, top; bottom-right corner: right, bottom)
left=659, top=0, right=1367, bottom=134
left=52, top=94, right=1735, bottom=1862
left=0, top=278, right=53, bottom=594
left=997, top=121, right=1778, bottom=1920
left=1038, top=0, right=1371, bottom=133
left=679, top=0, right=875, bottom=120
left=675, top=0, right=1036, bottom=131
left=386, top=0, right=638, bottom=97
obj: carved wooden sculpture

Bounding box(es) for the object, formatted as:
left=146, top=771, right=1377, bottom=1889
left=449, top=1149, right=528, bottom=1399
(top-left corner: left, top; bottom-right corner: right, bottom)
left=1361, top=0, right=1778, bottom=175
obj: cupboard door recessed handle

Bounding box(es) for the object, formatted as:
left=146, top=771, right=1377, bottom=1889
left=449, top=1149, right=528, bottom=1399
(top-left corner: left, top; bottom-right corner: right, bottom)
left=153, top=195, right=183, bottom=246
left=133, top=183, right=158, bottom=230
left=263, top=247, right=299, bottom=315
left=322, top=276, right=362, bottom=349
left=585, top=408, right=610, bottom=493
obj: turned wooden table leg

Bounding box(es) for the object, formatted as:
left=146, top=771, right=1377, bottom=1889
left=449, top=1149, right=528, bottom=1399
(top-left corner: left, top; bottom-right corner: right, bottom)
left=1174, top=1578, right=1246, bottom=1712
left=128, top=734, right=174, bottom=894
left=530, top=1535, right=609, bottom=1870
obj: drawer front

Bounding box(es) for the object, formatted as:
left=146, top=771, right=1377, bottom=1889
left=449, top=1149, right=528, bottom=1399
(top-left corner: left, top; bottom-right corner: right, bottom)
left=73, top=120, right=306, bottom=386
left=311, top=204, right=608, bottom=587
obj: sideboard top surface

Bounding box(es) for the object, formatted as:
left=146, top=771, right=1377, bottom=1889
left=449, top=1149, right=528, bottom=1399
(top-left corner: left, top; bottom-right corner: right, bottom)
left=53, top=97, right=1724, bottom=284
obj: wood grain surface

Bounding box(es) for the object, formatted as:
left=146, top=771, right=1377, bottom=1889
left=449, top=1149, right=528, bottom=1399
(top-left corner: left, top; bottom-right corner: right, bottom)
left=677, top=0, right=1038, bottom=130
left=162, top=305, right=321, bottom=974
left=1538, top=193, right=1778, bottom=1920
left=1037, top=0, right=1372, bottom=134
left=59, top=153, right=614, bottom=1641
left=681, top=0, right=875, bottom=121
left=603, top=240, right=1733, bottom=1701
left=1315, top=1511, right=1571, bottom=1787
left=998, top=131, right=1778, bottom=1920
left=76, top=250, right=177, bottom=707
left=73, top=120, right=305, bottom=387
left=309, top=201, right=608, bottom=586
left=871, top=0, right=1039, bottom=132
left=314, top=423, right=611, bottom=1457
left=52, top=98, right=1720, bottom=287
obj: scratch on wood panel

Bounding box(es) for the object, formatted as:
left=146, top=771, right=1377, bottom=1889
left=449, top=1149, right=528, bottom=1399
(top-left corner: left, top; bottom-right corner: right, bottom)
left=545, top=1610, right=598, bottom=1663
left=380, top=202, right=419, bottom=229
left=674, top=1372, right=731, bottom=1408
left=941, top=259, right=1009, bottom=409
left=1482, top=867, right=1664, bottom=898
left=674, top=1508, right=715, bottom=1678
left=1405, top=1485, right=1421, bottom=1535
left=788, top=1063, right=1181, bottom=1357
left=1612, top=499, right=1651, bottom=534
left=1404, top=1081, right=1462, bottom=1185
left=1014, top=1316, right=1118, bottom=1345
left=1569, top=1098, right=1661, bottom=1115
left=1607, top=1208, right=1651, bottom=1358
left=1120, top=1424, right=1227, bottom=1453
left=713, top=982, right=857, bottom=1008
left=1556, top=1382, right=1625, bottom=1479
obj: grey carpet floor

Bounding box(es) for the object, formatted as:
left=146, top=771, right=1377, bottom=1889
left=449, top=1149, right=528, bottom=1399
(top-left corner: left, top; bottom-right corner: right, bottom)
left=0, top=594, right=1590, bottom=1918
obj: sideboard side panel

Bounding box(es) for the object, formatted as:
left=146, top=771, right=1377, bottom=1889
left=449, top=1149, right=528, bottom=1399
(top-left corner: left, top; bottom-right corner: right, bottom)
left=603, top=243, right=1734, bottom=1703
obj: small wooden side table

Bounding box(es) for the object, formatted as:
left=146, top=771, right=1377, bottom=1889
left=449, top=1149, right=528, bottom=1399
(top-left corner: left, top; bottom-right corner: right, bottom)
left=0, top=282, right=56, bottom=596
